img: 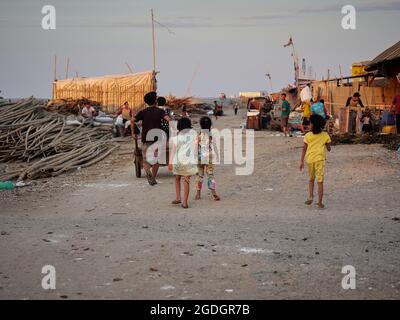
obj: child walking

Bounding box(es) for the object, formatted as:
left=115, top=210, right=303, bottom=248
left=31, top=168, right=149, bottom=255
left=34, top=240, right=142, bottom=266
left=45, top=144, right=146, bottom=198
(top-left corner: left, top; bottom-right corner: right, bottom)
left=299, top=114, right=331, bottom=209
left=195, top=116, right=220, bottom=201
left=170, top=117, right=197, bottom=209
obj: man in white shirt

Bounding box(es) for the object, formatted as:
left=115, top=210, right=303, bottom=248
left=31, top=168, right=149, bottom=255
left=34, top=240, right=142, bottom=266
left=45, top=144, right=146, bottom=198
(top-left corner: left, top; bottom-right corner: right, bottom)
left=81, top=103, right=96, bottom=119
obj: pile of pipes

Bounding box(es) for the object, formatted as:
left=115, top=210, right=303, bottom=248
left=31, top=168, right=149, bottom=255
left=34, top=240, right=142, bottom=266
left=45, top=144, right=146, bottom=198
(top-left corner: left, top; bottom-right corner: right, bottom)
left=166, top=95, right=209, bottom=115
left=46, top=98, right=100, bottom=115
left=166, top=95, right=193, bottom=108
left=0, top=97, right=119, bottom=181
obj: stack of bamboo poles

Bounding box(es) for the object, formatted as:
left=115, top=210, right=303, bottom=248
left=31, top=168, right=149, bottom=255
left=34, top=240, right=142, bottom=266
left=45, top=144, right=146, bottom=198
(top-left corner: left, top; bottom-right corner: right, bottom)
left=46, top=97, right=100, bottom=115
left=0, top=97, right=119, bottom=181
left=166, top=95, right=193, bottom=109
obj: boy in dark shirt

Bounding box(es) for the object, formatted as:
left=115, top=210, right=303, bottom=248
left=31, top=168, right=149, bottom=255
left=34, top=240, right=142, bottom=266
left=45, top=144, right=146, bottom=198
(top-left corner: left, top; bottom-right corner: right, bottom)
left=133, top=92, right=170, bottom=185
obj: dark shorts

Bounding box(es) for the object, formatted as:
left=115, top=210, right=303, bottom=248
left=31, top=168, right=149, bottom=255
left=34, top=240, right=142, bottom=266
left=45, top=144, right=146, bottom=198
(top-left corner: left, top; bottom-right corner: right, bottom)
left=281, top=116, right=289, bottom=127
left=302, top=117, right=310, bottom=126
left=362, top=124, right=372, bottom=133
left=396, top=114, right=400, bottom=131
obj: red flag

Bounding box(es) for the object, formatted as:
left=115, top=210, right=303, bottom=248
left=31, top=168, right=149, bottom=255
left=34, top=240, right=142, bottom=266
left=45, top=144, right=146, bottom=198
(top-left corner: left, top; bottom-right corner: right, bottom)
left=284, top=37, right=293, bottom=48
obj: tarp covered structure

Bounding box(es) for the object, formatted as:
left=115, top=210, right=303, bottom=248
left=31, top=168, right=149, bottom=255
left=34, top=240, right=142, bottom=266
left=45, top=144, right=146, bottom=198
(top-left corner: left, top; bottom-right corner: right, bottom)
left=52, top=71, right=157, bottom=112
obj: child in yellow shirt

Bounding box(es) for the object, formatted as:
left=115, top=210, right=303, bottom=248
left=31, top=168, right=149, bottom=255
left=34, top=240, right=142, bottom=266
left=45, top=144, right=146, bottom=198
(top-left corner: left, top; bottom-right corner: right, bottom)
left=299, top=114, right=331, bottom=209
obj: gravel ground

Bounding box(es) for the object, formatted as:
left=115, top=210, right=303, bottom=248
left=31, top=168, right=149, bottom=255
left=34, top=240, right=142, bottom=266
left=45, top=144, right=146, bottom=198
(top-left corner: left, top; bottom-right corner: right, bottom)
left=1, top=107, right=399, bottom=300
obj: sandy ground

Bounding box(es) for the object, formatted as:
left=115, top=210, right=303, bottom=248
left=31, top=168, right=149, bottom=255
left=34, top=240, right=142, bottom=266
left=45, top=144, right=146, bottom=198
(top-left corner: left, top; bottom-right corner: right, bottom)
left=0, top=107, right=400, bottom=300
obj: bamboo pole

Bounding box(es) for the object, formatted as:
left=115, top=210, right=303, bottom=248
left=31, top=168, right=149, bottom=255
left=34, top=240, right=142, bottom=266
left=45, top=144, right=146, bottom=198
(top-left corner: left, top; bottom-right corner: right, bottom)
left=125, top=62, right=134, bottom=73
left=339, top=64, right=343, bottom=85
left=65, top=57, right=69, bottom=79
left=289, top=34, right=298, bottom=88
left=151, top=8, right=156, bottom=72
left=54, top=54, right=57, bottom=81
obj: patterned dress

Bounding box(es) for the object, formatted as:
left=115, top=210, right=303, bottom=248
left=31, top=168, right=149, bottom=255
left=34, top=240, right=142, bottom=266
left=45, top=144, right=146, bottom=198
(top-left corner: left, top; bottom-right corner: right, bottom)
left=195, top=132, right=216, bottom=190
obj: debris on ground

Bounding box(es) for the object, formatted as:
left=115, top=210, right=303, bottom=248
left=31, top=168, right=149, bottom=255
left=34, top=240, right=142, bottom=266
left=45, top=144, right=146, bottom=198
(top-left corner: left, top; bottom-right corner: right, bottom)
left=0, top=181, right=14, bottom=190
left=331, top=133, right=400, bottom=151
left=166, top=95, right=193, bottom=108
left=166, top=95, right=209, bottom=116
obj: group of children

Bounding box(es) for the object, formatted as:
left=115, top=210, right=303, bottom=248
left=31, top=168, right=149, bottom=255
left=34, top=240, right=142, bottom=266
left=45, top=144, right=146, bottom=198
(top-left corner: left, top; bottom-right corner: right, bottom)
left=169, top=116, right=220, bottom=209
left=169, top=112, right=332, bottom=210
left=134, top=90, right=331, bottom=210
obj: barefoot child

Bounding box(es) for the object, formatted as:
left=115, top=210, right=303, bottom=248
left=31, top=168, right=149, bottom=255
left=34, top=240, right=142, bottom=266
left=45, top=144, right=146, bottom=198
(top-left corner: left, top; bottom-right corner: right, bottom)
left=195, top=116, right=220, bottom=201
left=169, top=117, right=197, bottom=209
left=299, top=114, right=331, bottom=209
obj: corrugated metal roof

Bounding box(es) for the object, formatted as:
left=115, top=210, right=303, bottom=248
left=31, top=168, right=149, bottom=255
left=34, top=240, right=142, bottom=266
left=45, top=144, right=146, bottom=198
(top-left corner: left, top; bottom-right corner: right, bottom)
left=368, top=41, right=400, bottom=67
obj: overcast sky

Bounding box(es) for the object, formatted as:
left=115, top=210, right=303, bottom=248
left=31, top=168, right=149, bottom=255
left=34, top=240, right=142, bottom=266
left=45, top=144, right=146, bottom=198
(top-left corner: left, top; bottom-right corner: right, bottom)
left=0, top=0, right=399, bottom=98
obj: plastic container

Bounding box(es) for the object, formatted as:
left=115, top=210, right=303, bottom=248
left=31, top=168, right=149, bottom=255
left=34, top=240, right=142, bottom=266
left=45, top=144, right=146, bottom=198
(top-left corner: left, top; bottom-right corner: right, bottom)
left=382, top=125, right=396, bottom=134
left=0, top=181, right=15, bottom=190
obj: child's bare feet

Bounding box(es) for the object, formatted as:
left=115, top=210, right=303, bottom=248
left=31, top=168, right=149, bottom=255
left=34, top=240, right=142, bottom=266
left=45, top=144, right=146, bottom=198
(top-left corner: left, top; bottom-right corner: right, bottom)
left=305, top=198, right=313, bottom=205
left=172, top=199, right=181, bottom=205
left=317, top=203, right=325, bottom=209
left=182, top=203, right=189, bottom=209
left=212, top=192, right=220, bottom=201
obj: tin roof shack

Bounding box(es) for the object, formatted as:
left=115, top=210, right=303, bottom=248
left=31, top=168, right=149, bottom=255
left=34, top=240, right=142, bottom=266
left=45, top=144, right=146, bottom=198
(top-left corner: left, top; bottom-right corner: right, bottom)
left=365, top=40, right=400, bottom=78
left=310, top=76, right=399, bottom=134
left=52, top=71, right=157, bottom=113
left=310, top=41, right=400, bottom=134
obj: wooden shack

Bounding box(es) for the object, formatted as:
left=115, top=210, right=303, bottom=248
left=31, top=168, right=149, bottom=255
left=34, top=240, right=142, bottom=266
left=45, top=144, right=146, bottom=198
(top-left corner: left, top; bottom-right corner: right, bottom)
left=310, top=41, right=400, bottom=133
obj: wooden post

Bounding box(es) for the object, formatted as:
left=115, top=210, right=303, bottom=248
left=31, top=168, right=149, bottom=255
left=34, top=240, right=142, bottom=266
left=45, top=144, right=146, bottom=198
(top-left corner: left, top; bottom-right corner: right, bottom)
left=65, top=57, right=69, bottom=79
left=327, top=69, right=332, bottom=115
left=339, top=65, right=343, bottom=85
left=151, top=9, right=156, bottom=72
left=52, top=82, right=56, bottom=100
left=54, top=55, right=57, bottom=81
left=287, top=34, right=298, bottom=87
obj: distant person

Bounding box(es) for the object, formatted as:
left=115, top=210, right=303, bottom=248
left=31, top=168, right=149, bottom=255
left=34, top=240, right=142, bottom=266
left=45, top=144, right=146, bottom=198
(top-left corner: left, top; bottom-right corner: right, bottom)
left=391, top=93, right=400, bottom=134
left=116, top=101, right=133, bottom=136
left=361, top=110, right=373, bottom=134
left=81, top=103, right=96, bottom=120
left=181, top=105, right=190, bottom=118
left=133, top=91, right=171, bottom=186
left=300, top=84, right=312, bottom=133
left=117, top=101, right=132, bottom=120
left=169, top=117, right=197, bottom=209
left=195, top=116, right=220, bottom=201
left=280, top=93, right=291, bottom=137
left=233, top=103, right=239, bottom=115
left=300, top=83, right=312, bottom=103
left=311, top=100, right=326, bottom=120
left=299, top=114, right=331, bottom=209
left=157, top=96, right=170, bottom=138
left=213, top=101, right=219, bottom=120
left=346, top=92, right=365, bottom=134
left=301, top=101, right=311, bottom=133
left=261, top=98, right=273, bottom=130
left=320, top=99, right=330, bottom=119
